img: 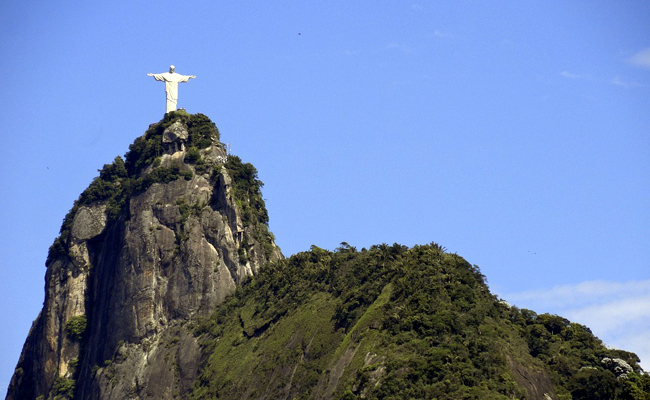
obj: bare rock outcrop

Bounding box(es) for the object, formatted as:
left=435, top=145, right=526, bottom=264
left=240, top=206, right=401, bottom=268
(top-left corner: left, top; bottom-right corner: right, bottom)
left=602, top=357, right=634, bottom=380
left=7, top=113, right=281, bottom=400
left=506, top=355, right=557, bottom=400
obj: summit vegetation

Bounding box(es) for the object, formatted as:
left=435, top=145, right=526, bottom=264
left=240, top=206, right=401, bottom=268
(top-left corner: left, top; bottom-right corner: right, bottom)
left=190, top=243, right=650, bottom=400
left=48, top=111, right=221, bottom=260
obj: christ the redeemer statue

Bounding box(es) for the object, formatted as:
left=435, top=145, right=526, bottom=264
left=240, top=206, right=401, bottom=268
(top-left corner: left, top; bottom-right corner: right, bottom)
left=148, top=65, right=196, bottom=113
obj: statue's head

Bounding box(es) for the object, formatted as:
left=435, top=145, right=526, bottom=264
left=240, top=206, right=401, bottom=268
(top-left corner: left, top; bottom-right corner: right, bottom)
left=169, top=65, right=175, bottom=73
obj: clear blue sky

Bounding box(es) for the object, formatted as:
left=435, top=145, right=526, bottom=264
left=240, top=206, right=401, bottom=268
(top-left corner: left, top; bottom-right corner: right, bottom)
left=1, top=1, right=649, bottom=391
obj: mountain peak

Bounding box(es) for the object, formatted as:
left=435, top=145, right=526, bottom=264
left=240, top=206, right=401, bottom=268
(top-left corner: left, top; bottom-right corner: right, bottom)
left=7, top=112, right=281, bottom=400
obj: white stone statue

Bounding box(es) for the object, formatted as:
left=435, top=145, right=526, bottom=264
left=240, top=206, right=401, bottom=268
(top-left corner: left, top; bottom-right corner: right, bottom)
left=147, top=65, right=196, bottom=113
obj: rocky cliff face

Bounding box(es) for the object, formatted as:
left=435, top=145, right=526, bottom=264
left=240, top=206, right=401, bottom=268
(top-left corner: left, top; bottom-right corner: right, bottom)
left=7, top=112, right=282, bottom=400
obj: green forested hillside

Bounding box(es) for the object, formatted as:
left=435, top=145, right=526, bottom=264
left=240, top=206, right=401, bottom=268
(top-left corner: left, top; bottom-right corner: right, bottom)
left=190, top=243, right=649, bottom=400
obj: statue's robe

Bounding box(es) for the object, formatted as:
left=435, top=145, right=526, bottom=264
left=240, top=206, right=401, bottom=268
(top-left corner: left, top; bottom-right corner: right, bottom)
left=150, top=72, right=193, bottom=113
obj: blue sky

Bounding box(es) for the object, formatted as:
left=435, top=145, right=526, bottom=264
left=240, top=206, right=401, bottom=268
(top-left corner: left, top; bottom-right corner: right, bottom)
left=1, top=1, right=649, bottom=391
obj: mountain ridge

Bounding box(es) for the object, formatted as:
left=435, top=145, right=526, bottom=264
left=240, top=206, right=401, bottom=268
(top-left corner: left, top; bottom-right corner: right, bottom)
left=7, top=113, right=650, bottom=400
left=188, top=242, right=649, bottom=399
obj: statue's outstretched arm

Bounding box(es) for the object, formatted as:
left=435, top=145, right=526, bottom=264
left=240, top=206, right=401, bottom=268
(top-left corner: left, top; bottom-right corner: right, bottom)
left=148, top=73, right=165, bottom=81
left=176, top=74, right=195, bottom=83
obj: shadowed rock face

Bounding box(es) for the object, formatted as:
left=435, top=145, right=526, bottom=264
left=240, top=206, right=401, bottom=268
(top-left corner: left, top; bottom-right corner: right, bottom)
left=7, top=114, right=282, bottom=400
left=506, top=355, right=557, bottom=400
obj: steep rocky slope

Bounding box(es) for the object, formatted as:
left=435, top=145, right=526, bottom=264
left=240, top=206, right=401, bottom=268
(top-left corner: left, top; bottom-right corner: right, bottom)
left=7, top=112, right=282, bottom=400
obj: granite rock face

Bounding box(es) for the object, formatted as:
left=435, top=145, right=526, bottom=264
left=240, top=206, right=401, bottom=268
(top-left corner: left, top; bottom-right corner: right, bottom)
left=7, top=113, right=282, bottom=400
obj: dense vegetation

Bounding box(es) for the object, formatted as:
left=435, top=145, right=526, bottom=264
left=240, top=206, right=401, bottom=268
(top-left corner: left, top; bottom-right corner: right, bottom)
left=191, top=244, right=650, bottom=399
left=48, top=111, right=221, bottom=261
left=65, top=315, right=88, bottom=341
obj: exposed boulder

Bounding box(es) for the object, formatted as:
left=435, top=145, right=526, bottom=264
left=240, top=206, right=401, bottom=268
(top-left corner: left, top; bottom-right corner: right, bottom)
left=162, top=120, right=189, bottom=153
left=71, top=205, right=107, bottom=241
left=602, top=357, right=633, bottom=380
